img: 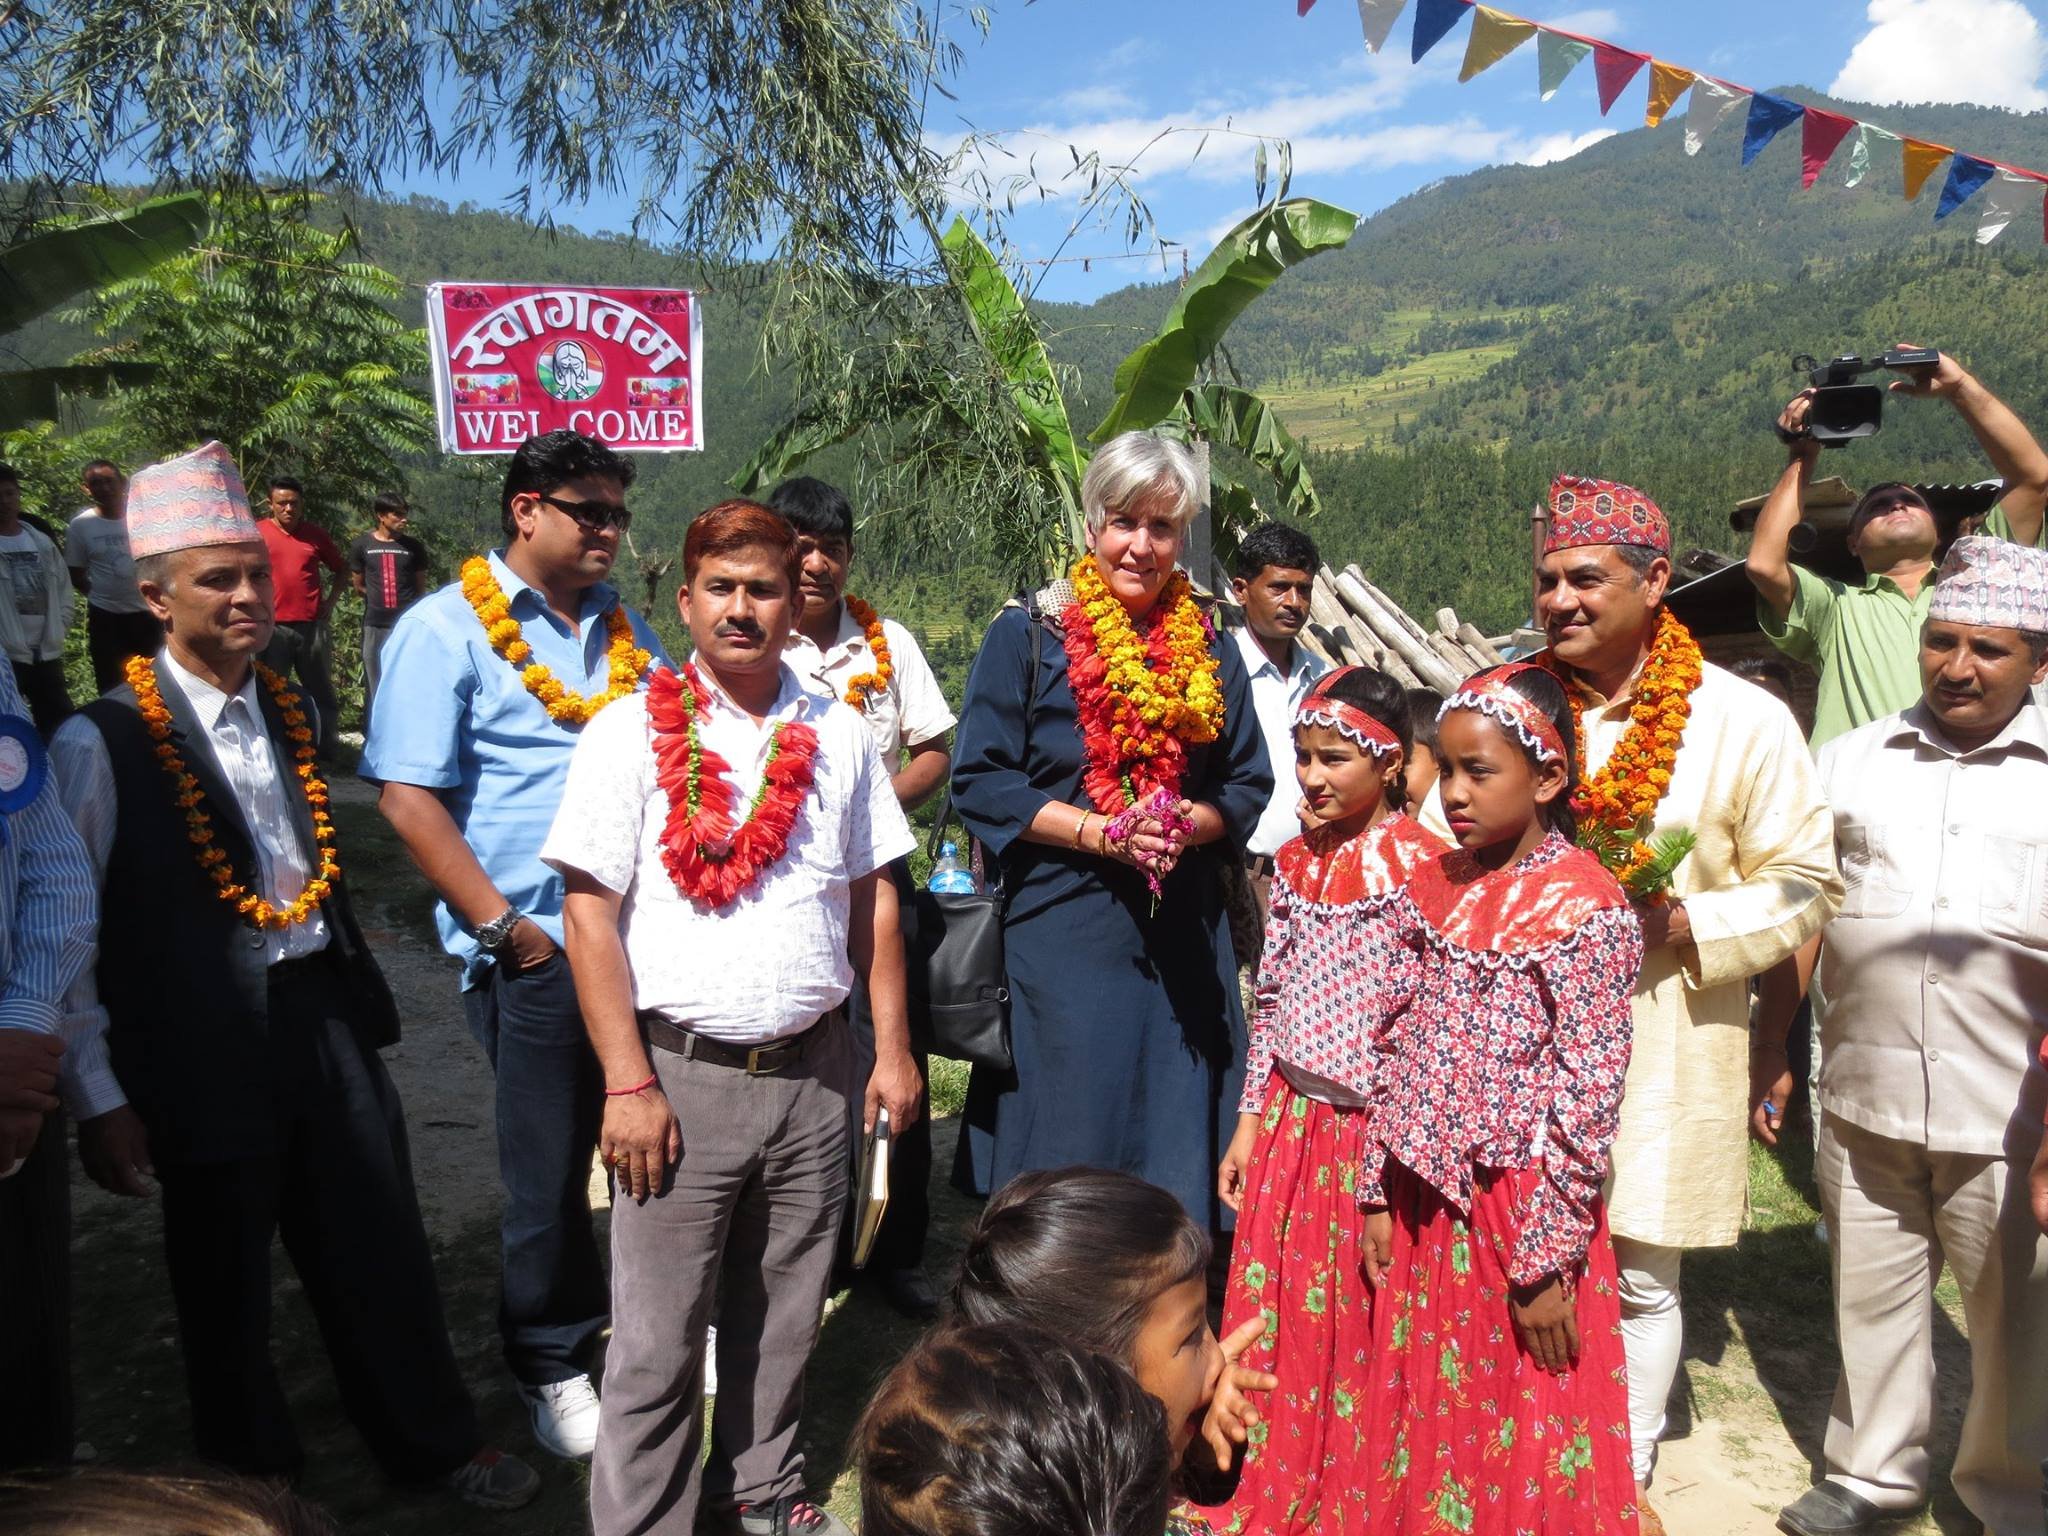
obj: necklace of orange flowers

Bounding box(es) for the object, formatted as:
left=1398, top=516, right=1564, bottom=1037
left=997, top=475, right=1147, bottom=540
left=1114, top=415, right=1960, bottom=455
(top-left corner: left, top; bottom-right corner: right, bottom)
left=1542, top=605, right=1704, bottom=848
left=126, top=653, right=341, bottom=931
left=460, top=556, right=653, bottom=727
left=1061, top=554, right=1226, bottom=814
left=839, top=595, right=894, bottom=712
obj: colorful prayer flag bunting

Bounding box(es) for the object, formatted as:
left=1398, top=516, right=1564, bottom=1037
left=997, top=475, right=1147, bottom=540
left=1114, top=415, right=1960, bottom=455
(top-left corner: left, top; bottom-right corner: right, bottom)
left=1741, top=92, right=1804, bottom=167
left=1591, top=42, right=1650, bottom=117
left=1412, top=0, right=1470, bottom=62
left=1355, top=0, right=1408, bottom=53
left=1536, top=29, right=1593, bottom=100
left=1684, top=77, right=1750, bottom=157
left=1461, top=7, right=1535, bottom=81
left=1934, top=154, right=1996, bottom=220
left=1845, top=122, right=1899, bottom=189
left=1902, top=138, right=1950, bottom=200
left=1644, top=62, right=1694, bottom=128
left=1799, top=108, right=1858, bottom=189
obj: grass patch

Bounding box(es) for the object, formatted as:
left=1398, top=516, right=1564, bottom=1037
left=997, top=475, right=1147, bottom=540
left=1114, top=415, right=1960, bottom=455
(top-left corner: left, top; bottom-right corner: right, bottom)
left=1265, top=343, right=1521, bottom=451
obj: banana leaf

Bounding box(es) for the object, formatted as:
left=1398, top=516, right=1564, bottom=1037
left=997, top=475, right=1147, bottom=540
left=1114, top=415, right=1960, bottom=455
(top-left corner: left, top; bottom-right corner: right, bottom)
left=937, top=217, right=1087, bottom=528
left=0, top=194, right=212, bottom=335
left=729, top=407, right=865, bottom=496
left=1090, top=198, right=1358, bottom=444
left=1181, top=384, right=1321, bottom=522
left=0, top=362, right=161, bottom=432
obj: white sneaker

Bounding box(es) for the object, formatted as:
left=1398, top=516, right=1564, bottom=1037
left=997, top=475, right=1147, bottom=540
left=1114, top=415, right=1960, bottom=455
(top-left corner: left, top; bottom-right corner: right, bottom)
left=704, top=1324, right=719, bottom=1397
left=519, top=1373, right=601, bottom=1460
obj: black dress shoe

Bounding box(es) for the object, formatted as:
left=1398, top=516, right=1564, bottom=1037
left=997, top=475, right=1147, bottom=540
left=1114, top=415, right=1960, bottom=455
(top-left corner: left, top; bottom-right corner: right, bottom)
left=1777, top=1482, right=1896, bottom=1536
left=879, top=1267, right=940, bottom=1320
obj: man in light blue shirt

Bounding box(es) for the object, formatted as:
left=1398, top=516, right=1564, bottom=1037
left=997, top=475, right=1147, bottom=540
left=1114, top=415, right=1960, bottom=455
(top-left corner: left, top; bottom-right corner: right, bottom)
left=0, top=653, right=99, bottom=1465
left=362, top=431, right=668, bottom=1461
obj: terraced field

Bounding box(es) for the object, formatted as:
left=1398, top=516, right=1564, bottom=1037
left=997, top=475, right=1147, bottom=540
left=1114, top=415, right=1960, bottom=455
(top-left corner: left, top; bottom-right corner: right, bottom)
left=1264, top=340, right=1520, bottom=450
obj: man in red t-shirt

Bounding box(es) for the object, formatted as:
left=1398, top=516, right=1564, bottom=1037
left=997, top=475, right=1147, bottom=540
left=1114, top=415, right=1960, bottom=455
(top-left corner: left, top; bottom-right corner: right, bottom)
left=257, top=474, right=347, bottom=756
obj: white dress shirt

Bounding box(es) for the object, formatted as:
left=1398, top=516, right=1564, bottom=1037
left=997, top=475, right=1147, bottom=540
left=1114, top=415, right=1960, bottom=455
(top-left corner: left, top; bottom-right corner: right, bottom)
left=1816, top=699, right=2048, bottom=1156
left=1232, top=624, right=1328, bottom=857
left=782, top=603, right=956, bottom=763
left=541, top=663, right=915, bottom=1045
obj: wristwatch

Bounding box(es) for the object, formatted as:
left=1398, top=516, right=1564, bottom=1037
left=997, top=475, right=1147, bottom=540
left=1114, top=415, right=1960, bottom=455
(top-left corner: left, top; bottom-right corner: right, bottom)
left=476, top=906, right=525, bottom=953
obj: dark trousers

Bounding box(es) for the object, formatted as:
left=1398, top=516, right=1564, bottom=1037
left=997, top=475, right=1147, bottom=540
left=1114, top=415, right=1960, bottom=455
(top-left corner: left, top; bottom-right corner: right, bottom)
left=154, top=957, right=479, bottom=1480
left=0, top=1111, right=71, bottom=1467
left=261, top=619, right=339, bottom=756
left=361, top=623, right=394, bottom=726
left=85, top=606, right=162, bottom=696
left=461, top=950, right=608, bottom=1386
left=11, top=657, right=72, bottom=738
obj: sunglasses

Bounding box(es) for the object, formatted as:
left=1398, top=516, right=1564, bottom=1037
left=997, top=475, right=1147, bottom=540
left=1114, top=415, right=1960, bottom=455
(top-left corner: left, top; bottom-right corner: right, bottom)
left=535, top=492, right=631, bottom=534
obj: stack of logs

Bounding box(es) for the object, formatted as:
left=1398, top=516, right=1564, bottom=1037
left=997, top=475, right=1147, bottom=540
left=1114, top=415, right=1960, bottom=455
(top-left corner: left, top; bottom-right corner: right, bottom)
left=1210, top=560, right=1516, bottom=696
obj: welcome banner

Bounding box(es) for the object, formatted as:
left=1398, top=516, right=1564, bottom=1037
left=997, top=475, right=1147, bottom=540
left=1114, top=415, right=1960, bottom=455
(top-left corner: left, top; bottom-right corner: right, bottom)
left=1300, top=0, right=2048, bottom=245
left=426, top=283, right=704, bottom=455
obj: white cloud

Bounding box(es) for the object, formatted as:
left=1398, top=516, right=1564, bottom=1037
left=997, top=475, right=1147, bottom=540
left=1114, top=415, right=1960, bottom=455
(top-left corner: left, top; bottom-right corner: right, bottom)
left=1542, top=8, right=1624, bottom=37
left=1830, top=0, right=2048, bottom=111
left=1513, top=127, right=1617, bottom=166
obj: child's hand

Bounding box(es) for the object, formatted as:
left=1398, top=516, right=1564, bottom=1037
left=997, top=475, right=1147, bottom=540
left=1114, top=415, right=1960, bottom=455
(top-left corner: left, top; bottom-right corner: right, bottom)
left=1509, top=1273, right=1580, bottom=1374
left=1201, top=1314, right=1279, bottom=1472
left=1361, top=1210, right=1394, bottom=1289
left=1217, top=1117, right=1260, bottom=1213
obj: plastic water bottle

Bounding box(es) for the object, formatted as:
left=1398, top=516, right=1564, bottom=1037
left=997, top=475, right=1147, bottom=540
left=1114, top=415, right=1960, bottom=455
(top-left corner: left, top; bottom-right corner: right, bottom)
left=928, top=840, right=977, bottom=894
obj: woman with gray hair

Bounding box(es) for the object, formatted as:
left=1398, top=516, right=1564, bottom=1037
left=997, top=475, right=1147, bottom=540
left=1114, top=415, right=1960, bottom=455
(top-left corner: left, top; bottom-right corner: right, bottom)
left=948, top=432, right=1273, bottom=1230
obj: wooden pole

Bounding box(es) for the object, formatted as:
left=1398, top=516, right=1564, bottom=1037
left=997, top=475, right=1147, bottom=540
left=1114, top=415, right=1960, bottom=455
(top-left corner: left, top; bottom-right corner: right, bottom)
left=1530, top=500, right=1547, bottom=625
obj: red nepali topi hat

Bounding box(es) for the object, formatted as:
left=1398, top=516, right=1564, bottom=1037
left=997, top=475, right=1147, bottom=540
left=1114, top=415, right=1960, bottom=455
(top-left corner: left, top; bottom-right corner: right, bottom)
left=1544, top=474, right=1670, bottom=556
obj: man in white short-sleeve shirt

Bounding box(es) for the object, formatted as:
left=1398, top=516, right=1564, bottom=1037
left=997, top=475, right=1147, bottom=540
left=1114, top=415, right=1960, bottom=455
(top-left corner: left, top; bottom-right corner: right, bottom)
left=766, top=475, right=955, bottom=1316
left=544, top=498, right=920, bottom=1536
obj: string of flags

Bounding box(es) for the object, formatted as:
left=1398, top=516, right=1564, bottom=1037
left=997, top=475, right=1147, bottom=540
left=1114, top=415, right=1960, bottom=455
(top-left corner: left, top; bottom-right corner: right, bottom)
left=1298, top=0, right=2048, bottom=246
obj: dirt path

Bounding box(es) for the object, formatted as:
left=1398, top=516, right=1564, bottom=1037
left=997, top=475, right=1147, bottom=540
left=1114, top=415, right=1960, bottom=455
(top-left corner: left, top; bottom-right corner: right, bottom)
left=63, top=775, right=1977, bottom=1535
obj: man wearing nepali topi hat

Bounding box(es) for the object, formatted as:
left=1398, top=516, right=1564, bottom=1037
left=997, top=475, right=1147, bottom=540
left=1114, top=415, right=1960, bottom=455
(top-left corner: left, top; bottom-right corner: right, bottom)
left=47, top=443, right=538, bottom=1509
left=1465, top=474, right=1843, bottom=1531
left=1782, top=537, right=2048, bottom=1536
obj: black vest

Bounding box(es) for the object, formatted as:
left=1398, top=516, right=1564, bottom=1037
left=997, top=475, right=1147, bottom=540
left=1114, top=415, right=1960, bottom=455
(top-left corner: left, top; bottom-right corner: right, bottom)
left=81, top=674, right=399, bottom=1163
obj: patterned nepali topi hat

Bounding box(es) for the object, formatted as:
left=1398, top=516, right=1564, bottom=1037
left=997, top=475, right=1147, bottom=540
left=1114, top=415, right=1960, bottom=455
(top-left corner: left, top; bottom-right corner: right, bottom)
left=1927, top=535, right=2048, bottom=634
left=1544, top=474, right=1670, bottom=556
left=127, top=441, right=261, bottom=560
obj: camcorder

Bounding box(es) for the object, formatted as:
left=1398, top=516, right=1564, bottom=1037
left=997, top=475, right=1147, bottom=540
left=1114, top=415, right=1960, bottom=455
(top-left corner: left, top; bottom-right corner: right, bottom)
left=1787, top=347, right=1941, bottom=446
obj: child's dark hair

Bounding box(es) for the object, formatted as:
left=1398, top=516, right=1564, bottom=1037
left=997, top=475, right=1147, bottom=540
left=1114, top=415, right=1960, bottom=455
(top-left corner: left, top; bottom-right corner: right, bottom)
left=856, top=1323, right=1172, bottom=1536
left=1302, top=666, right=1414, bottom=810
left=950, top=1167, right=1209, bottom=1360
left=1449, top=665, right=1580, bottom=840
left=1405, top=685, right=1445, bottom=755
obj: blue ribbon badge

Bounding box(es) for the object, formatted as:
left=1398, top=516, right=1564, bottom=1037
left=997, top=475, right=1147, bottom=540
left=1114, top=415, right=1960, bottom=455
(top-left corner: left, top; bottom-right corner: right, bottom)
left=0, top=715, right=48, bottom=831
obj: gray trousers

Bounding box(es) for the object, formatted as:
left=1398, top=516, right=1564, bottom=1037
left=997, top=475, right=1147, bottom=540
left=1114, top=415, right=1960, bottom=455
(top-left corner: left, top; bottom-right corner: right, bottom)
left=590, top=1019, right=853, bottom=1536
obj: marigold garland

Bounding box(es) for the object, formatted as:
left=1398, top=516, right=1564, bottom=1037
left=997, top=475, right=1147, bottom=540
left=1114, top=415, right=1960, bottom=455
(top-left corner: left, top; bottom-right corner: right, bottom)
left=1542, top=607, right=1704, bottom=892
left=648, top=663, right=821, bottom=909
left=460, top=556, right=653, bottom=727
left=1061, top=555, right=1226, bottom=814
left=127, top=654, right=340, bottom=931
left=840, top=595, right=893, bottom=712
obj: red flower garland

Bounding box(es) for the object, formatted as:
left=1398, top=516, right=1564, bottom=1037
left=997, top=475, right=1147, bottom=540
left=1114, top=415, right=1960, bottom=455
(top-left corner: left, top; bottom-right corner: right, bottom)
left=649, top=663, right=820, bottom=909
left=1061, top=589, right=1215, bottom=814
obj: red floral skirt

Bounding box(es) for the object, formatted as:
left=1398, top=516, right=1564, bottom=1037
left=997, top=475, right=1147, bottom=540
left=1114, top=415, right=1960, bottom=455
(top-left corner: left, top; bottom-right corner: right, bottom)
left=1197, top=1075, right=1378, bottom=1536
left=1362, top=1163, right=1639, bottom=1535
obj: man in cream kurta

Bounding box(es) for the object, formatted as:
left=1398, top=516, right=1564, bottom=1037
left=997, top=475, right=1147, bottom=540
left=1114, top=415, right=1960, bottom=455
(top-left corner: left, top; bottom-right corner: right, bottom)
left=1528, top=474, right=1843, bottom=1513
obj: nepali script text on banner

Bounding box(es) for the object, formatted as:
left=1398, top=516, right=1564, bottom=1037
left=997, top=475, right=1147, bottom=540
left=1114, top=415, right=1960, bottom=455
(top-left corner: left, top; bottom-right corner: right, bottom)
left=425, top=283, right=704, bottom=455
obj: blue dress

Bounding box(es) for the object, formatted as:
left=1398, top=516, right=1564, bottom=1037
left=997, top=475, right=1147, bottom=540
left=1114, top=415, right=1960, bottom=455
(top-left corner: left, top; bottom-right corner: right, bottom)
left=949, top=603, right=1273, bottom=1229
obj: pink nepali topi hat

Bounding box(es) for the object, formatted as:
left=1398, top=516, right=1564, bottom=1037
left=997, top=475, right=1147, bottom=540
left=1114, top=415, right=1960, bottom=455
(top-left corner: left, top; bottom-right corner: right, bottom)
left=127, top=441, right=261, bottom=560
left=1927, top=535, right=2048, bottom=634
left=1544, top=473, right=1670, bottom=556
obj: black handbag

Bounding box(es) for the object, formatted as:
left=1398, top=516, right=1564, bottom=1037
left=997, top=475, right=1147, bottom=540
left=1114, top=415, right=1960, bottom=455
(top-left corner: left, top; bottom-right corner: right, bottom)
left=902, top=795, right=1012, bottom=1072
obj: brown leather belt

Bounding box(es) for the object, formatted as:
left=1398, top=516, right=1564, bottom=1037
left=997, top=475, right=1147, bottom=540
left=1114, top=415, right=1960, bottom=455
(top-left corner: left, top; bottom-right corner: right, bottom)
left=637, top=1009, right=837, bottom=1076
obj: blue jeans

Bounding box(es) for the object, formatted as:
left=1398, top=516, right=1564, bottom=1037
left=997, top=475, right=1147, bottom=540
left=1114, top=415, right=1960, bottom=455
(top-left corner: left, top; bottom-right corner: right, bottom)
left=462, top=950, right=608, bottom=1386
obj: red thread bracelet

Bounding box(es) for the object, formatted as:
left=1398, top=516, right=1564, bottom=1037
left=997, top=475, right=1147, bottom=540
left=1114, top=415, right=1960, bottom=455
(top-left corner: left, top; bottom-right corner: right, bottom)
left=605, top=1073, right=658, bottom=1097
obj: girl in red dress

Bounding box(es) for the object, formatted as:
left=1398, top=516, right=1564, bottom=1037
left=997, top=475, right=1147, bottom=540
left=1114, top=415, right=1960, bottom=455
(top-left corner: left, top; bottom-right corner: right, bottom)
left=1202, top=667, right=1446, bottom=1536
left=1360, top=663, right=1643, bottom=1536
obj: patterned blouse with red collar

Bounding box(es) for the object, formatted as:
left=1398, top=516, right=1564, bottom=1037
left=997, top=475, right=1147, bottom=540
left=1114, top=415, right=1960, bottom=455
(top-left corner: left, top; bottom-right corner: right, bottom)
left=1362, top=831, right=1644, bottom=1284
left=1239, top=812, right=1448, bottom=1113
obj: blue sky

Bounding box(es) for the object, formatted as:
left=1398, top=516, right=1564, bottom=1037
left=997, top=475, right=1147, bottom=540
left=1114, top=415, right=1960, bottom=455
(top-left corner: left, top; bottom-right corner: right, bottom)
left=921, top=0, right=2048, bottom=301
left=418, top=0, right=2048, bottom=303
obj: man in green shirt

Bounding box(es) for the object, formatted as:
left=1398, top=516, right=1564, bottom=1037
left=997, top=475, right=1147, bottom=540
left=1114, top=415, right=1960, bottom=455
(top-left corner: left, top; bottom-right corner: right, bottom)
left=1747, top=348, right=2047, bottom=748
